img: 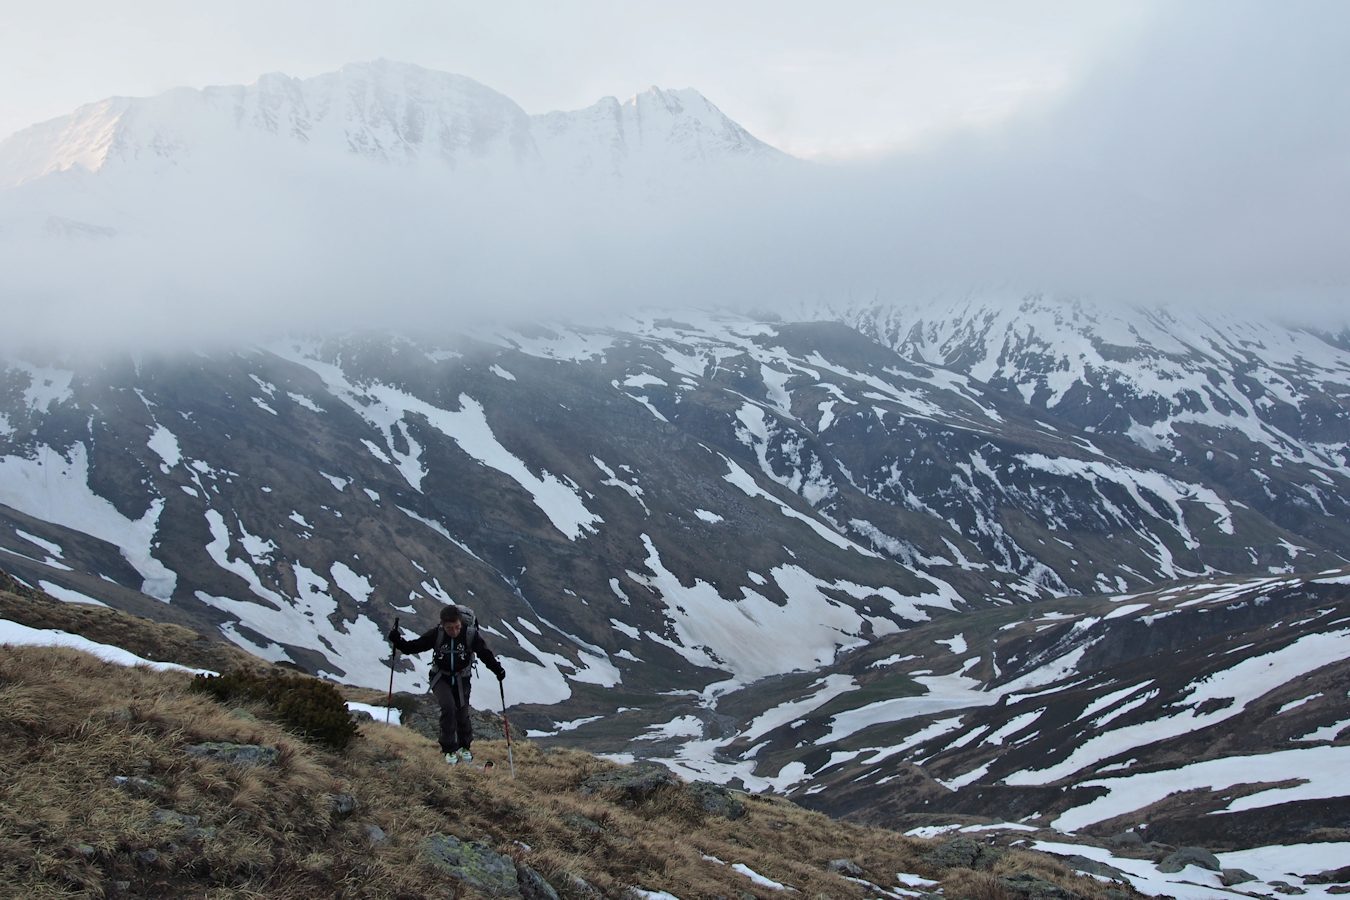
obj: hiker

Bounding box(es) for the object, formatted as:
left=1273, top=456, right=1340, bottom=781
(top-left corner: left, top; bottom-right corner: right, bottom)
left=388, top=605, right=506, bottom=765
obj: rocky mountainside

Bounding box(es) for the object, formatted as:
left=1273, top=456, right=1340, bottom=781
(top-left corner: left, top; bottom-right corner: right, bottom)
left=707, top=567, right=1350, bottom=835
left=2, top=299, right=1347, bottom=733
left=835, top=295, right=1350, bottom=553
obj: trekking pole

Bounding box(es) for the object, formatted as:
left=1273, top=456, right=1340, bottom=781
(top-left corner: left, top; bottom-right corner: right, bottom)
left=499, top=679, right=516, bottom=779
left=384, top=617, right=399, bottom=725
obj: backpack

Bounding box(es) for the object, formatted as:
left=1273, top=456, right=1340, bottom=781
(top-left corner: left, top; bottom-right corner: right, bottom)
left=430, top=606, right=479, bottom=681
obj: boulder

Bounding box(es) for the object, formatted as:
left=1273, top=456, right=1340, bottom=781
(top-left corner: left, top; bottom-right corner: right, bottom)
left=1104, top=831, right=1145, bottom=850
left=688, top=781, right=746, bottom=820
left=922, top=836, right=1004, bottom=871
left=1270, top=881, right=1308, bottom=895
left=1158, top=847, right=1221, bottom=873
left=1308, top=866, right=1350, bottom=885
left=578, top=762, right=679, bottom=806
left=1221, top=868, right=1258, bottom=886
left=422, top=834, right=520, bottom=897
left=828, top=858, right=864, bottom=877
left=1000, top=872, right=1085, bottom=899
left=518, top=864, right=560, bottom=900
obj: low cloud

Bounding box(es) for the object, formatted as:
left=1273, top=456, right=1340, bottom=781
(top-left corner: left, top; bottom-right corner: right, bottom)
left=2, top=0, right=1347, bottom=353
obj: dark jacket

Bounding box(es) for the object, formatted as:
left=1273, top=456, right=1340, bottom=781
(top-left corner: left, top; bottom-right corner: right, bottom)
left=393, top=625, right=505, bottom=681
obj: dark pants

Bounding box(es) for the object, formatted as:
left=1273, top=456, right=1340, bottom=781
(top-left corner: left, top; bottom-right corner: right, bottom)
left=431, top=674, right=472, bottom=753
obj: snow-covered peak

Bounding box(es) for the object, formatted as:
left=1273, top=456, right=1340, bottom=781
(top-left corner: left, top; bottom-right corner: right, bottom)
left=0, top=64, right=785, bottom=191
left=0, top=61, right=536, bottom=188
left=0, top=97, right=137, bottom=188
left=531, top=84, right=785, bottom=180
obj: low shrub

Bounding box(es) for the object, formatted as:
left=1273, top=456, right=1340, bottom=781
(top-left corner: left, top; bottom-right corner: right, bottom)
left=190, top=669, right=359, bottom=750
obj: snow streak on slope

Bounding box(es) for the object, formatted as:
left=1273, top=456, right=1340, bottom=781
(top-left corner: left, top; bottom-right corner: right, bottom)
left=277, top=345, right=599, bottom=539
left=0, top=443, right=176, bottom=598
left=629, top=534, right=897, bottom=681
left=1053, top=744, right=1350, bottom=831
left=1005, top=627, right=1350, bottom=785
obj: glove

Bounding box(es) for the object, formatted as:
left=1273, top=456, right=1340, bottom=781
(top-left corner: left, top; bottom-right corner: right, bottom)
left=386, top=626, right=400, bottom=645
left=495, top=668, right=506, bottom=682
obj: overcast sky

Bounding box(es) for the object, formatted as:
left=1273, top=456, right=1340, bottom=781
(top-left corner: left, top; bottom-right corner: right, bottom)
left=2, top=0, right=1161, bottom=159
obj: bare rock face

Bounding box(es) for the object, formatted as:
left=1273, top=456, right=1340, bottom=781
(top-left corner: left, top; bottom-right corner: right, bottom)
left=183, top=741, right=279, bottom=767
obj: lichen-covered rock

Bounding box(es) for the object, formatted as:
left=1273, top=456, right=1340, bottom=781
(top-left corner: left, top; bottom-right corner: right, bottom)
left=184, top=741, right=279, bottom=767
left=360, top=824, right=388, bottom=846
left=922, top=836, right=1004, bottom=871
left=1158, top=847, right=1221, bottom=873
left=1000, top=873, right=1085, bottom=899
left=688, top=781, right=746, bottom=820
left=422, top=833, right=520, bottom=897
left=518, top=864, right=560, bottom=900
left=578, top=761, right=679, bottom=806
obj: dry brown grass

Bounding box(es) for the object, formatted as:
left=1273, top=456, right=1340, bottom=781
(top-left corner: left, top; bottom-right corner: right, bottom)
left=0, top=642, right=1139, bottom=899
left=0, top=583, right=273, bottom=675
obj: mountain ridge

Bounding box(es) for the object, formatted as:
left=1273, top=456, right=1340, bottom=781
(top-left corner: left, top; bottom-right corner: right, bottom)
left=0, top=60, right=783, bottom=189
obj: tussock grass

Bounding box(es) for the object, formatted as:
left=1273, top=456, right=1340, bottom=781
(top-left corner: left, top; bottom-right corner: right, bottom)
left=0, top=642, right=1138, bottom=899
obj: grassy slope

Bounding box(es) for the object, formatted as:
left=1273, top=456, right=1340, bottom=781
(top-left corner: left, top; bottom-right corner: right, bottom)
left=0, top=579, right=1135, bottom=899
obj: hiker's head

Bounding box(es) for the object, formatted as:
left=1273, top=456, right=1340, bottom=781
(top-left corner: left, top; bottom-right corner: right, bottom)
left=440, top=606, right=463, bottom=638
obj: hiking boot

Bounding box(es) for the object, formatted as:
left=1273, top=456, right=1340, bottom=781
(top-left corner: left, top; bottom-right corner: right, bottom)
left=457, top=748, right=473, bottom=763
left=444, top=752, right=459, bottom=766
